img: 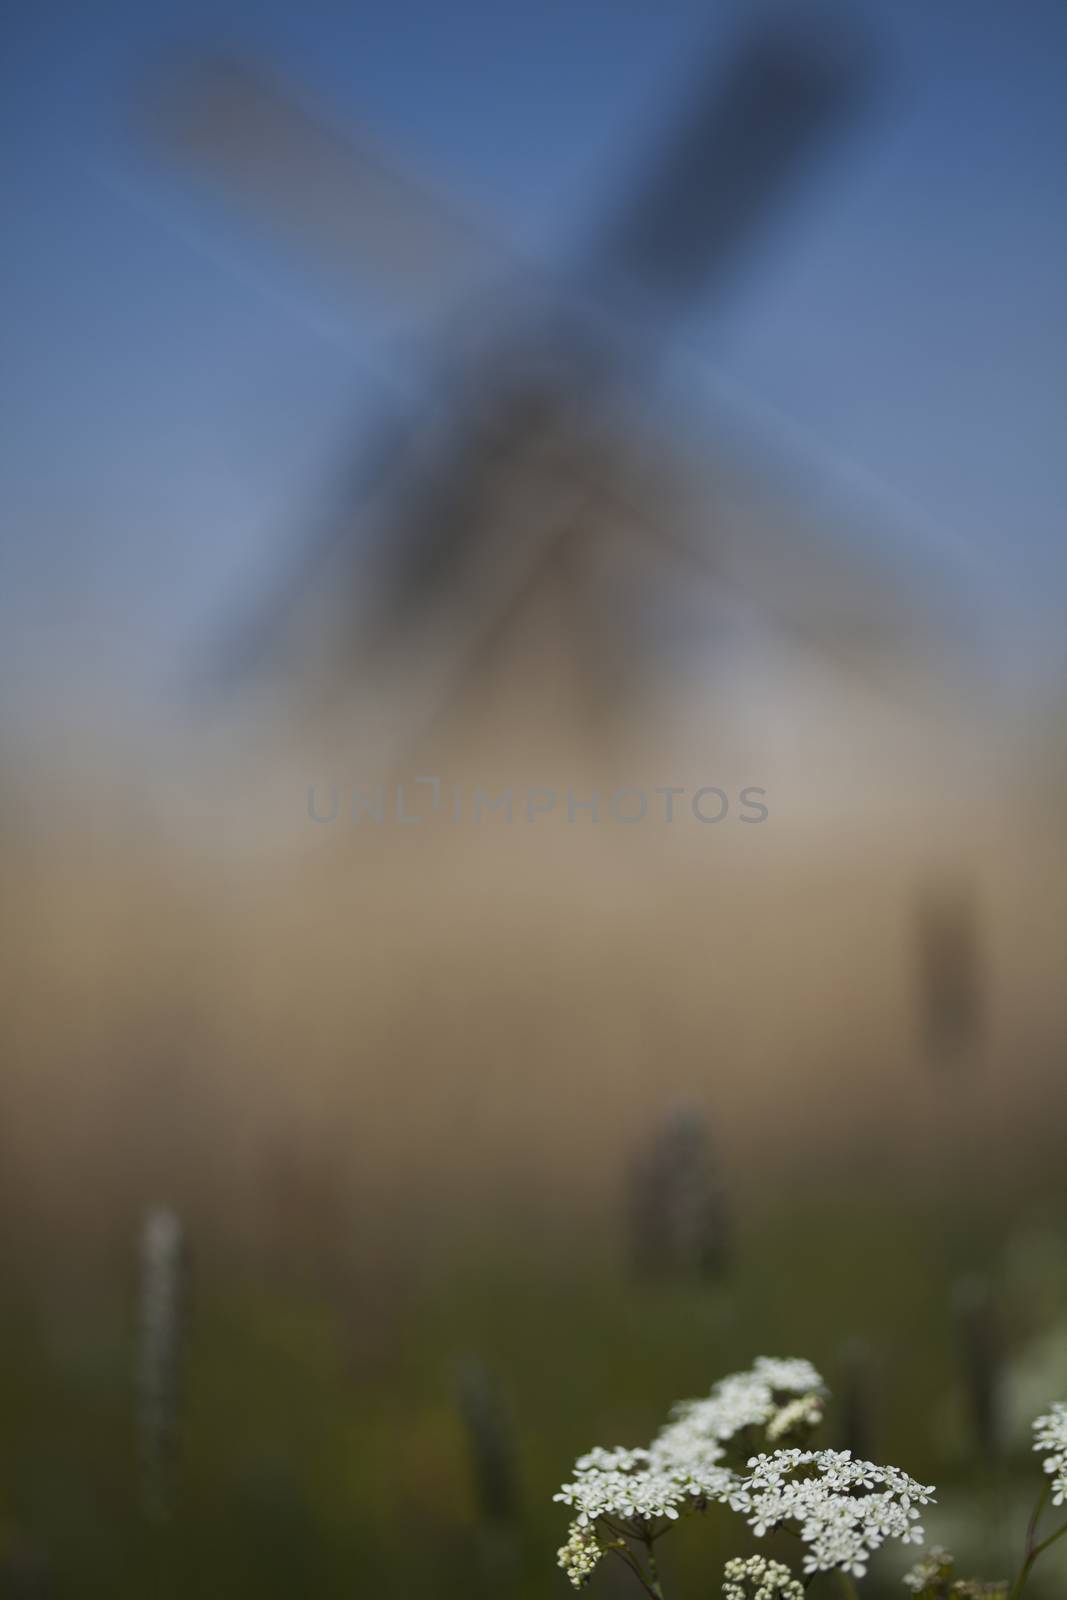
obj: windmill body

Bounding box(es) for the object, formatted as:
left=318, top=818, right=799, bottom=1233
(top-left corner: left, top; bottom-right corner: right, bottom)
left=146, top=17, right=965, bottom=756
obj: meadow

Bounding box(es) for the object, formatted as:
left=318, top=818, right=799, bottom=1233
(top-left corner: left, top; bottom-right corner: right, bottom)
left=2, top=723, right=1066, bottom=1598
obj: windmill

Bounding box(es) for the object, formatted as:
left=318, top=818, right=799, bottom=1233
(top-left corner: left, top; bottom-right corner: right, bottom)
left=139, top=13, right=981, bottom=770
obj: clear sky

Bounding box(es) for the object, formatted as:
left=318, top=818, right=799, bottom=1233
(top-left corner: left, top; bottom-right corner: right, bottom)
left=2, top=0, right=1065, bottom=725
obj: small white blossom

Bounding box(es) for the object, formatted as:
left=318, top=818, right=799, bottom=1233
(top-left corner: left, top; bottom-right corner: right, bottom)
left=723, top=1552, right=804, bottom=1599
left=1032, top=1399, right=1067, bottom=1506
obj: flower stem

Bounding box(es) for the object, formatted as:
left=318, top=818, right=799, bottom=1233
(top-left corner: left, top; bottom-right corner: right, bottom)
left=1008, top=1483, right=1057, bottom=1600
left=1032, top=1518, right=1067, bottom=1561
left=609, top=1543, right=665, bottom=1600
left=644, top=1538, right=666, bottom=1599
left=834, top=1574, right=861, bottom=1600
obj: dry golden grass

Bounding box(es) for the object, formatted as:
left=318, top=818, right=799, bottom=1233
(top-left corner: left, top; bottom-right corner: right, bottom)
left=3, top=672, right=1065, bottom=1268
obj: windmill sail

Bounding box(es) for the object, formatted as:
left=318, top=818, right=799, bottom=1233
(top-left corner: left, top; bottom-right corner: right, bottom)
left=589, top=18, right=874, bottom=318
left=144, top=52, right=508, bottom=318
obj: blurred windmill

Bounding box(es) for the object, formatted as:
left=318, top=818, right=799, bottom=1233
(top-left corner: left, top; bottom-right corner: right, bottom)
left=140, top=13, right=980, bottom=765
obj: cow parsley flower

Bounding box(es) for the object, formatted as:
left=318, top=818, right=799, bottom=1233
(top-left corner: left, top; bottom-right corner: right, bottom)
left=750, top=1358, right=826, bottom=1394
left=554, top=1358, right=938, bottom=1594
left=658, top=1357, right=826, bottom=1462
left=766, top=1393, right=824, bottom=1444
left=902, top=1554, right=1008, bottom=1600
left=902, top=1547, right=955, bottom=1592
left=1032, top=1399, right=1067, bottom=1506
left=553, top=1444, right=735, bottom=1527
left=558, top=1520, right=604, bottom=1589
left=730, top=1448, right=935, bottom=1579
left=723, top=1553, right=804, bottom=1599
left=554, top=1358, right=825, bottom=1533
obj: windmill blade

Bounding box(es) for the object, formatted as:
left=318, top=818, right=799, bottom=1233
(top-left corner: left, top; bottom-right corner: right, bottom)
left=589, top=13, right=875, bottom=319
left=142, top=52, right=508, bottom=318
left=599, top=430, right=988, bottom=714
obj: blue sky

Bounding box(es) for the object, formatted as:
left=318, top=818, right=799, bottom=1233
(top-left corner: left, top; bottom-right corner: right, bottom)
left=2, top=0, right=1065, bottom=721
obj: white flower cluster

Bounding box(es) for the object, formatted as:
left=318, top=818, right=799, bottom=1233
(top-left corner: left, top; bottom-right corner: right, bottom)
left=557, top=1521, right=604, bottom=1589
left=554, top=1358, right=822, bottom=1533
left=766, top=1393, right=824, bottom=1443
left=665, top=1358, right=825, bottom=1460
left=902, top=1555, right=1007, bottom=1600
left=902, top=1548, right=954, bottom=1592
left=723, top=1553, right=804, bottom=1600
left=555, top=1446, right=734, bottom=1526
left=730, top=1449, right=934, bottom=1579
left=902, top=1548, right=953, bottom=1587
left=1032, top=1399, right=1067, bottom=1506
left=555, top=1358, right=936, bottom=1591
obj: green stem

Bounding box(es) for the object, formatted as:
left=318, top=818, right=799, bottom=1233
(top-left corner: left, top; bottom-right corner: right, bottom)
left=1008, top=1483, right=1060, bottom=1600
left=643, top=1538, right=666, bottom=1599
left=834, top=1574, right=861, bottom=1600
left=1030, top=1516, right=1067, bottom=1564
left=609, top=1544, right=661, bottom=1600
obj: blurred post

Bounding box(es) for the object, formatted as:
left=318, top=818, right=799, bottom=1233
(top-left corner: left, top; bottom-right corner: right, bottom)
left=916, top=881, right=985, bottom=1064
left=952, top=1275, right=1003, bottom=1460
left=627, top=1106, right=732, bottom=1282
left=456, top=1358, right=522, bottom=1592
left=837, top=1337, right=876, bottom=1461
left=136, top=1207, right=189, bottom=1522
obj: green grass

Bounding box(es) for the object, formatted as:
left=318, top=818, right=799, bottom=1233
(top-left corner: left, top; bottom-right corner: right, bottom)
left=3, top=1171, right=1066, bottom=1598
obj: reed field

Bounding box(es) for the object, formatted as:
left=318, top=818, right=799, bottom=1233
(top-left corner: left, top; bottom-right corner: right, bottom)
left=2, top=709, right=1066, bottom=1598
